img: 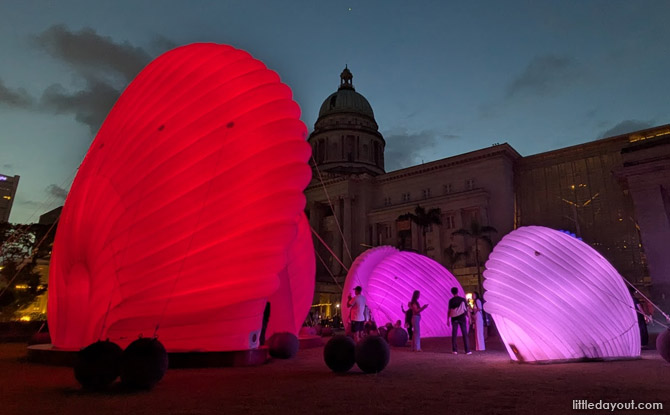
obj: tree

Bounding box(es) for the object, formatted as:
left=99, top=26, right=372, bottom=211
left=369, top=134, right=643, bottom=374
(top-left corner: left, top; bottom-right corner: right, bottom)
left=0, top=223, right=53, bottom=321
left=443, top=244, right=466, bottom=268
left=398, top=205, right=442, bottom=255
left=452, top=220, right=497, bottom=293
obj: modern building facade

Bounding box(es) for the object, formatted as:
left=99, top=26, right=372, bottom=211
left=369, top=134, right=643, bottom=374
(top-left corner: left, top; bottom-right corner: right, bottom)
left=614, top=126, right=670, bottom=311
left=0, top=174, right=19, bottom=223
left=515, top=131, right=649, bottom=284
left=306, top=67, right=668, bottom=320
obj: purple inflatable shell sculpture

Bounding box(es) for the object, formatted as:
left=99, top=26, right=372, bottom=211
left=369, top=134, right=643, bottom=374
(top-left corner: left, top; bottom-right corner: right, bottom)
left=342, top=246, right=464, bottom=338
left=483, top=226, right=639, bottom=363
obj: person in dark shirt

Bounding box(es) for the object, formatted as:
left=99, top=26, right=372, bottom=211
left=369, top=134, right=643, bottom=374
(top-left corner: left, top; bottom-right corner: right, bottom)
left=401, top=302, right=413, bottom=340
left=447, top=287, right=471, bottom=355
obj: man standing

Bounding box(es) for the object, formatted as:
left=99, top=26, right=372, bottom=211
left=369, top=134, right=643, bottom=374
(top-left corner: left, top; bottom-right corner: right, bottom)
left=447, top=287, right=471, bottom=355
left=347, top=286, right=367, bottom=343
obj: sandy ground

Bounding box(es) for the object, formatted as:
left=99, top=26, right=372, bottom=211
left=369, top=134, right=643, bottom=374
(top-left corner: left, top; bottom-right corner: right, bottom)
left=2, top=336, right=668, bottom=415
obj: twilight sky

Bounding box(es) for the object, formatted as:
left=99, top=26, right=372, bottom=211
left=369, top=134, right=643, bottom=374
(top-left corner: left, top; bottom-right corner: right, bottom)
left=1, top=1, right=669, bottom=224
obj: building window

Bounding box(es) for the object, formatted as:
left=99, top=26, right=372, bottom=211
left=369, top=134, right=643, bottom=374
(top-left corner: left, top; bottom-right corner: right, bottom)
left=402, top=192, right=411, bottom=202
left=425, top=224, right=433, bottom=233
left=444, top=183, right=453, bottom=194
left=385, top=225, right=392, bottom=239
left=444, top=215, right=455, bottom=229
left=422, top=188, right=431, bottom=199
left=384, top=196, right=391, bottom=206
left=466, top=179, right=475, bottom=190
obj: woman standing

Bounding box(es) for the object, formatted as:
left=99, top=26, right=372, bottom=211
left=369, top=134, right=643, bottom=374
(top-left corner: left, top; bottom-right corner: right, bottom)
left=472, top=292, right=485, bottom=351
left=409, top=290, right=428, bottom=351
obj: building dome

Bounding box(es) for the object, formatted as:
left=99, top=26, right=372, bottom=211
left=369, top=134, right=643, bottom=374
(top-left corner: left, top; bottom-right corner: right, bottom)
left=317, top=67, right=375, bottom=121
left=309, top=66, right=385, bottom=176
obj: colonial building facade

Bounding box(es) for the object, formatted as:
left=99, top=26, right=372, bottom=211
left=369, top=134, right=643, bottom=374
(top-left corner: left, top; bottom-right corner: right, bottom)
left=306, top=69, right=519, bottom=316
left=306, top=68, right=670, bottom=319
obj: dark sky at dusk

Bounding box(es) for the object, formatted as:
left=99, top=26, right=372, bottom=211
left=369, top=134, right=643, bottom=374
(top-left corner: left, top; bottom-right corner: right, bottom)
left=1, top=1, right=669, bottom=223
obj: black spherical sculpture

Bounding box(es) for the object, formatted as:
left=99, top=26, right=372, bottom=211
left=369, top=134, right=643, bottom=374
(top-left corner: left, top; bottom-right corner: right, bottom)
left=268, top=332, right=299, bottom=359
left=323, top=335, right=356, bottom=373
left=74, top=340, right=123, bottom=390
left=657, top=329, right=670, bottom=363
left=355, top=336, right=390, bottom=374
left=120, top=337, right=168, bottom=390
left=387, top=327, right=409, bottom=347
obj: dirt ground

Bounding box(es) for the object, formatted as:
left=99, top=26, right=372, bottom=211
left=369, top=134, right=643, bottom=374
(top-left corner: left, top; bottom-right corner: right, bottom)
left=2, top=336, right=668, bottom=415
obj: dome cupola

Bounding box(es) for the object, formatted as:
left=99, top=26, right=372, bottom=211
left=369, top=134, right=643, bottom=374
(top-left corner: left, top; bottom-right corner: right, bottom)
left=317, top=66, right=375, bottom=121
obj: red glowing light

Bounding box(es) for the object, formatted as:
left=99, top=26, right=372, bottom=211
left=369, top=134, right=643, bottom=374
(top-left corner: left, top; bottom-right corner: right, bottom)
left=48, top=43, right=314, bottom=352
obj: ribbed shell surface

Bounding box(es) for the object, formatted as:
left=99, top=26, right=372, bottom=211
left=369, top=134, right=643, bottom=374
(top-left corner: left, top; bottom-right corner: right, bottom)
left=48, top=43, right=313, bottom=351
left=483, top=226, right=639, bottom=362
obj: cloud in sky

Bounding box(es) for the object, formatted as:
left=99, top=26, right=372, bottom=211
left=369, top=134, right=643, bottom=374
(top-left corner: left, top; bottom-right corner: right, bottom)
left=33, top=25, right=152, bottom=83
left=40, top=80, right=122, bottom=133
left=0, top=79, right=34, bottom=109
left=45, top=184, right=68, bottom=201
left=384, top=129, right=458, bottom=171
left=598, top=119, right=654, bottom=139
left=30, top=25, right=175, bottom=133
left=505, top=55, right=582, bottom=99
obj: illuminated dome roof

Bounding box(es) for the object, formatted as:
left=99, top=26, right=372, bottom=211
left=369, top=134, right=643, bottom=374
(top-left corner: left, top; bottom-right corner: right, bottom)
left=317, top=66, right=375, bottom=120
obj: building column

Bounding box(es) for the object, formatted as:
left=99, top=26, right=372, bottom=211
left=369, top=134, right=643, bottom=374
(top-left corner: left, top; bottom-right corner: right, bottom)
left=433, top=225, right=442, bottom=262
left=343, top=196, right=352, bottom=267
left=332, top=201, right=342, bottom=276
left=371, top=222, right=378, bottom=246
left=411, top=222, right=420, bottom=252
left=308, top=201, right=320, bottom=232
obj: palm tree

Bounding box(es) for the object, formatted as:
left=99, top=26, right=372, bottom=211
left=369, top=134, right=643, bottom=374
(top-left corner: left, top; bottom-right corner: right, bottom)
left=452, top=220, right=497, bottom=293
left=398, top=205, right=441, bottom=255
left=443, top=244, right=466, bottom=268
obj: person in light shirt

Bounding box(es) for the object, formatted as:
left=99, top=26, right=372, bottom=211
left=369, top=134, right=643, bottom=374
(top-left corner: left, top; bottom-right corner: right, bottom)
left=347, top=286, right=367, bottom=343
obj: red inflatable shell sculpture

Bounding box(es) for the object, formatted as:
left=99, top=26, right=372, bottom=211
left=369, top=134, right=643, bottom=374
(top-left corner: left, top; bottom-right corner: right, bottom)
left=48, top=43, right=314, bottom=352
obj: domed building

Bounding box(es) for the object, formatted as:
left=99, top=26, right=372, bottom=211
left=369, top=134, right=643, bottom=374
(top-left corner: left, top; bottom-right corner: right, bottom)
left=305, top=67, right=662, bottom=326
left=308, top=67, right=385, bottom=176
left=305, top=67, right=519, bottom=320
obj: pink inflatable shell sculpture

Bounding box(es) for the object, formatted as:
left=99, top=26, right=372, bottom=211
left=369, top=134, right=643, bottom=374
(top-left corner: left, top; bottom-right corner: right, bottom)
left=48, top=43, right=314, bottom=352
left=483, top=226, right=639, bottom=362
left=341, top=246, right=464, bottom=338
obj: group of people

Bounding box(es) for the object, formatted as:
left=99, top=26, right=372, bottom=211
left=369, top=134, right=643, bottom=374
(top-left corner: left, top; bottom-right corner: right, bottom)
left=346, top=285, right=487, bottom=354
left=345, top=283, right=656, bottom=355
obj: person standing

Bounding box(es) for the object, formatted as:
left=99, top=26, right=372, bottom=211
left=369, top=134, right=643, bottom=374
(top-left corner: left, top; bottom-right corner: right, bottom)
left=447, top=287, right=471, bottom=355
left=471, top=292, right=485, bottom=351
left=409, top=290, right=428, bottom=351
left=401, top=302, right=414, bottom=340
left=347, top=286, right=367, bottom=343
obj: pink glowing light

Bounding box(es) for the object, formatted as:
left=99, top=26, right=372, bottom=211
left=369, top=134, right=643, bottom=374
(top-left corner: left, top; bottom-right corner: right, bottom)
left=48, top=43, right=314, bottom=352
left=483, top=226, right=639, bottom=362
left=342, top=246, right=464, bottom=338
